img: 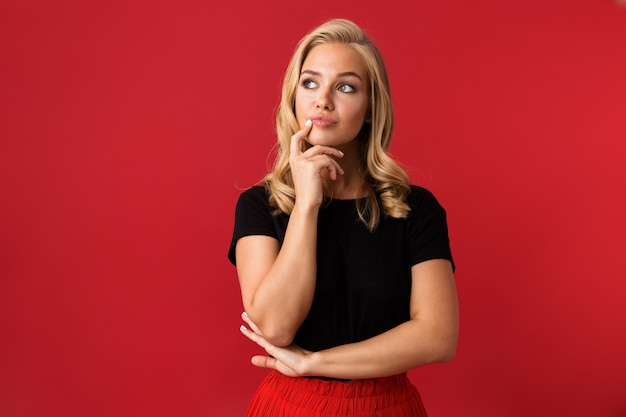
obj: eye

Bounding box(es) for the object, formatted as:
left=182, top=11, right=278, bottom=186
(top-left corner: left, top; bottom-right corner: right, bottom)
left=338, top=83, right=355, bottom=93
left=301, top=78, right=318, bottom=89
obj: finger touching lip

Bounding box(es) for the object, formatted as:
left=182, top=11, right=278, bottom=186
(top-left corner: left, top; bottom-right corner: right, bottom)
left=310, top=116, right=336, bottom=127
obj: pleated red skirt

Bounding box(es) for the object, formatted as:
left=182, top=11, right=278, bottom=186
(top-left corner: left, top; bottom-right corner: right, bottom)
left=245, top=370, right=428, bottom=417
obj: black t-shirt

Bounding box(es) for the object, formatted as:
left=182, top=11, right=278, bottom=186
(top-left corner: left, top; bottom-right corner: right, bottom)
left=228, top=185, right=454, bottom=352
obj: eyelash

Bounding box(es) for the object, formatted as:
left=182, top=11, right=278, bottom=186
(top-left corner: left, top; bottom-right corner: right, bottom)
left=301, top=78, right=356, bottom=93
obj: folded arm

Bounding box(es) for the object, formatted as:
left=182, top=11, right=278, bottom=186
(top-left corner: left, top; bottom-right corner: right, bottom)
left=236, top=202, right=319, bottom=347
left=240, top=258, right=459, bottom=379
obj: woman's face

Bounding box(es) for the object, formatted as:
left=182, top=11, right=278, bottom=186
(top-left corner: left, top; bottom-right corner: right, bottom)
left=295, top=42, right=369, bottom=149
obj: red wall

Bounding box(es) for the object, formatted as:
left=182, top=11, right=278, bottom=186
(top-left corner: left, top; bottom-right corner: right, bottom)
left=1, top=1, right=625, bottom=416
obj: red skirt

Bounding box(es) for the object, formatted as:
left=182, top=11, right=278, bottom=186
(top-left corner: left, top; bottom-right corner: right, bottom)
left=245, top=370, right=428, bottom=417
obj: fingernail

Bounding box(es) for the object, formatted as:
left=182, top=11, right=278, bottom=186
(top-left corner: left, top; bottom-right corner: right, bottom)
left=338, top=150, right=344, bottom=156
left=242, top=311, right=248, bottom=317
left=240, top=325, right=247, bottom=331
left=305, top=119, right=312, bottom=127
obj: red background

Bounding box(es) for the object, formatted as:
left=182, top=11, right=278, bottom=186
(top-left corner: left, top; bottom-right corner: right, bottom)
left=1, top=1, right=625, bottom=416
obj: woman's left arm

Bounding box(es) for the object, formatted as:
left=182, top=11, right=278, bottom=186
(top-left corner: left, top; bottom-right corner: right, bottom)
left=240, top=258, right=459, bottom=380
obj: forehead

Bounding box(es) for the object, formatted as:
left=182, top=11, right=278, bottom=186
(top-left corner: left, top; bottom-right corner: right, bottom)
left=302, top=43, right=367, bottom=78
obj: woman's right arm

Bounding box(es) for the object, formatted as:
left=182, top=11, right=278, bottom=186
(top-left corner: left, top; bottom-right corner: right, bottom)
left=236, top=203, right=318, bottom=347
left=235, top=121, right=344, bottom=347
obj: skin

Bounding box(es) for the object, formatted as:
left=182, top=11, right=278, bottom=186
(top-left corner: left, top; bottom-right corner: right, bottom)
left=236, top=42, right=459, bottom=380
left=294, top=42, right=370, bottom=202
left=240, top=259, right=458, bottom=380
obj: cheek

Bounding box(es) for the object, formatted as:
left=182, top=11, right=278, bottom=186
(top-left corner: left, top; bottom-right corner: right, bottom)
left=294, top=93, right=310, bottom=120
left=345, top=101, right=369, bottom=126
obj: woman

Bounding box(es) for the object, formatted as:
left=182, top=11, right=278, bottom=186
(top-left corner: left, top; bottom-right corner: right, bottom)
left=228, top=18, right=458, bottom=416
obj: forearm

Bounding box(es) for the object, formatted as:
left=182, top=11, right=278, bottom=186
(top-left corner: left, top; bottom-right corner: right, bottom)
left=246, top=203, right=319, bottom=346
left=308, top=317, right=458, bottom=380
left=299, top=260, right=459, bottom=379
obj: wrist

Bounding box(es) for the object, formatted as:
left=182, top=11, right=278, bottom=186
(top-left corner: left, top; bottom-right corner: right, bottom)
left=292, top=200, right=321, bottom=216
left=305, top=350, right=323, bottom=377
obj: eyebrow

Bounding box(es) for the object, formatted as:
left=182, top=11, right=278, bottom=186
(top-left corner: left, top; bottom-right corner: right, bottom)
left=300, top=69, right=363, bottom=81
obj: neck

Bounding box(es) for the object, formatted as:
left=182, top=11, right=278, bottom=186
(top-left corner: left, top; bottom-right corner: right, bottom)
left=326, top=142, right=365, bottom=200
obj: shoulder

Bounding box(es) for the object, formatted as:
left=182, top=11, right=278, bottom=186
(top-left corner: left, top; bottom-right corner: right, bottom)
left=404, top=185, right=455, bottom=270
left=407, top=185, right=446, bottom=213
left=229, top=185, right=277, bottom=265
left=236, top=185, right=271, bottom=209
left=238, top=184, right=269, bottom=200
left=232, top=185, right=276, bottom=225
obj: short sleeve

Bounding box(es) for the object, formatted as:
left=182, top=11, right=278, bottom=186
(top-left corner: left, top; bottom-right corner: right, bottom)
left=406, top=186, right=455, bottom=271
left=227, top=186, right=278, bottom=266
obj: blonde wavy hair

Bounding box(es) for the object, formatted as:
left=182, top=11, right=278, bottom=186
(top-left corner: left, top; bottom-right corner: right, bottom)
left=263, top=18, right=411, bottom=231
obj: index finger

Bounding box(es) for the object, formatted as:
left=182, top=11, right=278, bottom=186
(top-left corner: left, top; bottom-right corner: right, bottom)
left=290, top=119, right=313, bottom=156
left=242, top=311, right=263, bottom=335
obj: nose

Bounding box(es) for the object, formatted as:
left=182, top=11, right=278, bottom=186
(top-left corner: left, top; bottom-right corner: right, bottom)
left=315, top=86, right=334, bottom=111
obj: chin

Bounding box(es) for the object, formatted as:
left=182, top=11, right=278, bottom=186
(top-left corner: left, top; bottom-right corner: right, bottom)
left=307, top=134, right=344, bottom=147
left=306, top=136, right=328, bottom=146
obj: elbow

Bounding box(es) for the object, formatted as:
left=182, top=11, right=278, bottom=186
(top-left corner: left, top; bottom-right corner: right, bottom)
left=243, top=307, right=300, bottom=347
left=433, top=334, right=458, bottom=363
left=254, top=320, right=297, bottom=347
left=430, top=316, right=458, bottom=363
left=264, top=330, right=295, bottom=347
left=425, top=343, right=456, bottom=364
left=437, top=343, right=457, bottom=363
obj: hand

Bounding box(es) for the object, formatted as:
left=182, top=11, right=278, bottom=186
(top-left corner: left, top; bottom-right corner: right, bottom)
left=289, top=119, right=344, bottom=208
left=240, top=312, right=314, bottom=377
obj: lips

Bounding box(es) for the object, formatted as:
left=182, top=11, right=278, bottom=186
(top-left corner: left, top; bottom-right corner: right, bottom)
left=310, top=115, right=336, bottom=127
